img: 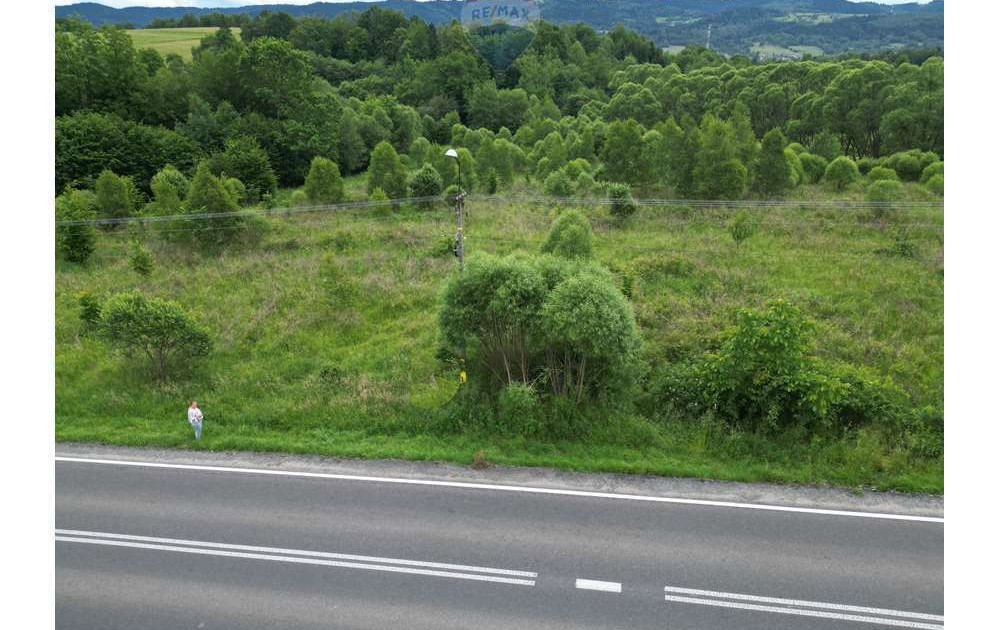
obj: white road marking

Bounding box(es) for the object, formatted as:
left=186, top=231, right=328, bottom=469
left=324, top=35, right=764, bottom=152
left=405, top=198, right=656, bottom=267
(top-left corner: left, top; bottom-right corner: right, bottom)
left=56, top=535, right=536, bottom=586
left=54, top=456, right=944, bottom=523
left=575, top=579, right=622, bottom=593
left=56, top=529, right=536, bottom=578
left=663, top=595, right=943, bottom=629
left=663, top=585, right=944, bottom=622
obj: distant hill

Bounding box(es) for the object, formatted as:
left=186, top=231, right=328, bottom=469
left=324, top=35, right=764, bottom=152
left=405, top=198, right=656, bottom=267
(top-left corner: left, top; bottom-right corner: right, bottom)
left=56, top=0, right=944, bottom=56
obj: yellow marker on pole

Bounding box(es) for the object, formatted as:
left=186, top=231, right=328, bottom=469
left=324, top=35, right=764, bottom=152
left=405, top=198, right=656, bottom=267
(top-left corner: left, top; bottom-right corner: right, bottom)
left=459, top=370, right=467, bottom=383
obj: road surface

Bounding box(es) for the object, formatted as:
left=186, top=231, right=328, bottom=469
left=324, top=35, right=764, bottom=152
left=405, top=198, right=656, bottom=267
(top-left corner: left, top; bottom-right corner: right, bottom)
left=55, top=453, right=944, bottom=629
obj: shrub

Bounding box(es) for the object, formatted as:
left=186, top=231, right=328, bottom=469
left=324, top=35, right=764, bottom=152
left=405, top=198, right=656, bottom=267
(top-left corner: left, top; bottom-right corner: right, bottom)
left=607, top=182, right=637, bottom=220
left=544, top=169, right=574, bottom=197
left=920, top=161, right=944, bottom=184
left=540, top=209, right=593, bottom=260
left=926, top=174, right=944, bottom=196
left=304, top=157, right=345, bottom=204
left=55, top=189, right=98, bottom=263
left=885, top=152, right=922, bottom=182
left=437, top=253, right=641, bottom=406
left=209, top=135, right=277, bottom=203
left=77, top=291, right=102, bottom=334
left=145, top=165, right=187, bottom=217
left=754, top=128, right=792, bottom=197
left=575, top=171, right=595, bottom=196
left=485, top=168, right=499, bottom=194
left=223, top=177, right=246, bottom=205
left=697, top=159, right=747, bottom=200
left=290, top=190, right=309, bottom=206
left=823, top=156, right=859, bottom=190
left=728, top=210, right=756, bottom=249
left=129, top=243, right=154, bottom=277
left=98, top=291, right=212, bottom=381
left=868, top=166, right=899, bottom=182
left=183, top=160, right=243, bottom=247
left=698, top=300, right=844, bottom=433
left=496, top=383, right=543, bottom=437
left=866, top=179, right=905, bottom=203
left=856, top=156, right=880, bottom=175
left=798, top=153, right=828, bottom=184
left=94, top=169, right=138, bottom=221
left=538, top=273, right=642, bottom=402
left=409, top=163, right=444, bottom=209
left=367, top=141, right=407, bottom=198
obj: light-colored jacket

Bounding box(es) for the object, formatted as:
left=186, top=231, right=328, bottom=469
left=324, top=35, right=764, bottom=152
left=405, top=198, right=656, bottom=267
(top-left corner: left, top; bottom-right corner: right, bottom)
left=188, top=408, right=203, bottom=424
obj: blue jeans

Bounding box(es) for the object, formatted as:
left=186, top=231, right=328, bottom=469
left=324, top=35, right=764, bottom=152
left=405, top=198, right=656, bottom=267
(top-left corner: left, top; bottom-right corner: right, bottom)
left=192, top=421, right=202, bottom=440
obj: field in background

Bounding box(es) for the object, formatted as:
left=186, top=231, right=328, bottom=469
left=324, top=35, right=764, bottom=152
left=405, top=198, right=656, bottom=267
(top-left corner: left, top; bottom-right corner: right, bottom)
left=125, top=27, right=239, bottom=60
left=55, top=184, right=944, bottom=493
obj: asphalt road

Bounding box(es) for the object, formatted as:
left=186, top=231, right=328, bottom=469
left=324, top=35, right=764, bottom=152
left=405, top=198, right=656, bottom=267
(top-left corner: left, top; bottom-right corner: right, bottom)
left=55, top=455, right=944, bottom=630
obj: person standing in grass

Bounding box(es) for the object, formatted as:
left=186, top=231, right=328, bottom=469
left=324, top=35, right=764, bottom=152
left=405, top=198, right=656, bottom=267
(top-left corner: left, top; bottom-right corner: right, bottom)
left=187, top=400, right=204, bottom=440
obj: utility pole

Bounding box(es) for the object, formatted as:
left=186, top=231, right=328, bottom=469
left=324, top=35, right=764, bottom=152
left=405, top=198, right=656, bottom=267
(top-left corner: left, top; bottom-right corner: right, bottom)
left=454, top=191, right=465, bottom=272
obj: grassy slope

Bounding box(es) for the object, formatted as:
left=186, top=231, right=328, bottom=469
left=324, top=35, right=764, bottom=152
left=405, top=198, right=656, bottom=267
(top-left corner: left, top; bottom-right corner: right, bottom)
left=125, top=27, right=240, bottom=60
left=55, top=179, right=944, bottom=492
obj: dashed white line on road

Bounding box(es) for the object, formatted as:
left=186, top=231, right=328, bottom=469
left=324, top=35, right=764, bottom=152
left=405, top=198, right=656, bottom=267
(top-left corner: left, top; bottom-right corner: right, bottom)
left=575, top=579, right=622, bottom=593
left=54, top=456, right=945, bottom=523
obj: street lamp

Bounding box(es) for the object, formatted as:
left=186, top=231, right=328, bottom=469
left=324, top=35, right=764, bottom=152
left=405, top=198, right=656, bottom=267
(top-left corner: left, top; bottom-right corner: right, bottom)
left=444, top=148, right=465, bottom=271
left=444, top=148, right=461, bottom=193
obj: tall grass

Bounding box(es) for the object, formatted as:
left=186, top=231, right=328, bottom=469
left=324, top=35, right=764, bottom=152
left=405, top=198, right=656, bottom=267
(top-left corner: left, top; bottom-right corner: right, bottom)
left=56, top=189, right=944, bottom=492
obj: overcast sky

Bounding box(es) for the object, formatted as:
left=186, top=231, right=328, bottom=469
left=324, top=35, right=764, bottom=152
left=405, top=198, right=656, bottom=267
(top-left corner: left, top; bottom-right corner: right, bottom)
left=54, top=1, right=936, bottom=8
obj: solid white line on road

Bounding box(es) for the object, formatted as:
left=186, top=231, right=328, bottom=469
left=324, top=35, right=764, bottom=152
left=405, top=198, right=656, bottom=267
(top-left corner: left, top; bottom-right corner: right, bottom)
left=55, top=536, right=536, bottom=586
left=575, top=579, right=622, bottom=593
left=663, top=585, right=944, bottom=622
left=663, top=595, right=943, bottom=630
left=54, top=456, right=944, bottom=523
left=56, top=529, right=536, bottom=578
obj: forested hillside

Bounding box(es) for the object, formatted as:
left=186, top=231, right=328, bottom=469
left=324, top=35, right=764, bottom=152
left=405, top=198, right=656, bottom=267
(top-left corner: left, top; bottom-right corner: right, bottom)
left=56, top=0, right=944, bottom=56
left=56, top=10, right=943, bottom=196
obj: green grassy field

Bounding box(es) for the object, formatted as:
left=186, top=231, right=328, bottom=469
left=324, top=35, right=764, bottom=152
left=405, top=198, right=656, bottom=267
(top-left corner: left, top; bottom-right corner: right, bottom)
left=125, top=27, right=240, bottom=60
left=55, top=180, right=943, bottom=493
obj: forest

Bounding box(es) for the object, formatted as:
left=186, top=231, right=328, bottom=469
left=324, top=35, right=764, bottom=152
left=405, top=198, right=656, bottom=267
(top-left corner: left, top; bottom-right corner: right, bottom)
left=56, top=8, right=943, bottom=199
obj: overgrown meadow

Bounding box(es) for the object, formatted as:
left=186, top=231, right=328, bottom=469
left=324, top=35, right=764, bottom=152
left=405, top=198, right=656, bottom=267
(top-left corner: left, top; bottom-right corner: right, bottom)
left=56, top=179, right=943, bottom=493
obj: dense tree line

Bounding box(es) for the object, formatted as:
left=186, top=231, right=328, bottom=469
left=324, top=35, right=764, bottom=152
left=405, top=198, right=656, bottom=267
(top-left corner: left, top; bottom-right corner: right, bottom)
left=55, top=9, right=943, bottom=207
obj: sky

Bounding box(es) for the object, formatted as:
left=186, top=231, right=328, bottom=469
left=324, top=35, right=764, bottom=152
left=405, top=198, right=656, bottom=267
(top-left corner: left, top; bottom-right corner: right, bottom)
left=54, top=0, right=936, bottom=7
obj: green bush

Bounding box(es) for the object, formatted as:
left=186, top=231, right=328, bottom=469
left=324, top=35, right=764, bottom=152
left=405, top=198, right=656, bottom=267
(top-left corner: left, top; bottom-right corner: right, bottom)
left=304, top=157, right=345, bottom=205
left=209, top=135, right=277, bottom=204
left=77, top=291, right=102, bottom=334
left=55, top=189, right=98, bottom=264
left=885, top=151, right=923, bottom=182
left=926, top=174, right=944, bottom=196
left=95, top=169, right=138, bottom=222
left=98, top=291, right=212, bottom=381
left=607, top=182, right=637, bottom=220
left=368, top=187, right=392, bottom=217
left=868, top=166, right=899, bottom=182
left=540, top=209, right=594, bottom=260
left=544, top=168, right=574, bottom=197
left=409, top=163, right=444, bottom=206
left=823, top=156, right=859, bottom=190
left=129, top=243, right=154, bottom=277
left=697, top=300, right=844, bottom=433
left=728, top=211, right=756, bottom=249
left=290, top=190, right=309, bottom=206
left=646, top=300, right=908, bottom=435
left=497, top=383, right=543, bottom=437
left=223, top=177, right=246, bottom=205
left=866, top=179, right=905, bottom=203
left=855, top=156, right=880, bottom=175
left=798, top=153, right=828, bottom=184
left=438, top=253, right=640, bottom=407
left=575, top=171, right=596, bottom=196
left=920, top=161, right=944, bottom=184
left=539, top=273, right=643, bottom=402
